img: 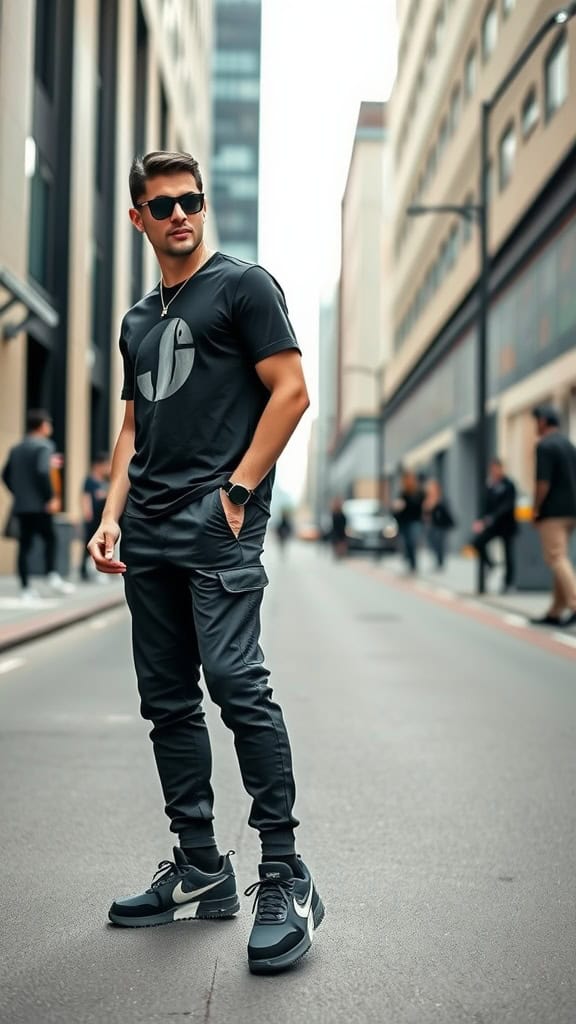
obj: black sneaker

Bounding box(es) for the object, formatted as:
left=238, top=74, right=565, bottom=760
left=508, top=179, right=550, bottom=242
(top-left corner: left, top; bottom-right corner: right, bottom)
left=108, top=848, right=239, bottom=928
left=245, top=860, right=324, bottom=974
left=529, top=613, right=564, bottom=627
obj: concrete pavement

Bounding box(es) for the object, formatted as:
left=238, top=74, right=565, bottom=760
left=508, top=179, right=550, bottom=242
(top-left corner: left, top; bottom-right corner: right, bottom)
left=1, top=541, right=575, bottom=1023
left=0, top=573, right=125, bottom=653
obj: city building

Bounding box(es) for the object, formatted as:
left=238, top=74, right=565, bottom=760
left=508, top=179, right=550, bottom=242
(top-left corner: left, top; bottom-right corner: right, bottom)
left=0, top=0, right=214, bottom=574
left=211, top=0, right=262, bottom=261
left=329, top=101, right=392, bottom=502
left=386, top=0, right=576, bottom=543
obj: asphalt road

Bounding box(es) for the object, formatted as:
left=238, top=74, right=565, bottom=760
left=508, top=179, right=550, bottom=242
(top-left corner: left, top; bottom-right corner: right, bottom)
left=0, top=542, right=575, bottom=1024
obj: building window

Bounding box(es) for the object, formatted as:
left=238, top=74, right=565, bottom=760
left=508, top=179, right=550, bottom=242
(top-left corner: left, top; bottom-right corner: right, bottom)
left=28, top=153, right=54, bottom=290
left=521, top=87, right=539, bottom=138
left=34, top=0, right=57, bottom=95
left=462, top=193, right=474, bottom=245
left=502, top=0, right=515, bottom=17
left=498, top=123, right=516, bottom=190
left=482, top=4, right=498, bottom=62
left=213, top=144, right=254, bottom=172
left=545, top=32, right=569, bottom=121
left=464, top=46, right=477, bottom=100
left=213, top=78, right=260, bottom=100
left=450, top=84, right=462, bottom=133
left=214, top=50, right=259, bottom=74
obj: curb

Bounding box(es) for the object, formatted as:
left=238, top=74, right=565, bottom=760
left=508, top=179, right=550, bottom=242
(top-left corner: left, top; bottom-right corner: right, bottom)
left=0, top=592, right=126, bottom=654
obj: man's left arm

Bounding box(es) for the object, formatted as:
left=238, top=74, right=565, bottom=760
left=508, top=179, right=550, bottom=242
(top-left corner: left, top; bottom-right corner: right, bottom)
left=232, top=349, right=309, bottom=489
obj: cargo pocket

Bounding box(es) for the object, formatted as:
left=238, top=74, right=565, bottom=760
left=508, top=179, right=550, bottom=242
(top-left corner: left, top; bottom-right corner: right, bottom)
left=215, top=565, right=269, bottom=666
left=216, top=565, right=269, bottom=593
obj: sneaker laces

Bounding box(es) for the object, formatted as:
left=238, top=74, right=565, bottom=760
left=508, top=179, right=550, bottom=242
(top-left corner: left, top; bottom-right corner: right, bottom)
left=244, top=877, right=294, bottom=922
left=149, top=859, right=189, bottom=891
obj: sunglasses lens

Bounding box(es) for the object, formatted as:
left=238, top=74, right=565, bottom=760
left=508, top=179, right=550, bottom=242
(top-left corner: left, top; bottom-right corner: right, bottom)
left=149, top=197, right=173, bottom=219
left=181, top=194, right=204, bottom=215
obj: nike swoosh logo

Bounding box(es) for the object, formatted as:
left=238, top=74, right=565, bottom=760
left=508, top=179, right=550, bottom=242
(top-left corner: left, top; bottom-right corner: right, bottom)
left=293, top=884, right=314, bottom=919
left=172, top=878, right=224, bottom=905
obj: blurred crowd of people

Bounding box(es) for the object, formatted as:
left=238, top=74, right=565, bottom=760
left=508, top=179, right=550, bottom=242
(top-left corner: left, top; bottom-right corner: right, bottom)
left=324, top=404, right=576, bottom=628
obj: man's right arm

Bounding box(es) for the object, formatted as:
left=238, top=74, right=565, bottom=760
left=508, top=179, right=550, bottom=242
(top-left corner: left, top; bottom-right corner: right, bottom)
left=87, top=401, right=135, bottom=572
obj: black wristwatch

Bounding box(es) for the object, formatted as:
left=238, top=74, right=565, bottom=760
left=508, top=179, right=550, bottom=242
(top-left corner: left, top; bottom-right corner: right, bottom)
left=222, top=480, right=253, bottom=506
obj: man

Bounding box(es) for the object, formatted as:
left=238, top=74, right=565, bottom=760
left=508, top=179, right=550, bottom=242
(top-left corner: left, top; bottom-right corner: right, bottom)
left=472, top=458, right=517, bottom=593
left=88, top=151, right=323, bottom=973
left=2, top=409, right=74, bottom=601
left=79, top=452, right=110, bottom=581
left=530, top=405, right=576, bottom=627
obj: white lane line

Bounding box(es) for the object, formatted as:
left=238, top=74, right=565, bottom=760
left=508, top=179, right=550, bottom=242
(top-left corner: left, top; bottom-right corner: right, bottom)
left=0, top=657, right=26, bottom=675
left=502, top=614, right=528, bottom=628
left=552, top=632, right=576, bottom=649
left=105, top=714, right=136, bottom=724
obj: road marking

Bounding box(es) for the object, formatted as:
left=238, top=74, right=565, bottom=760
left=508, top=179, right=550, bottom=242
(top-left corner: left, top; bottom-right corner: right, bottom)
left=502, top=614, right=527, bottom=628
left=90, top=617, right=109, bottom=630
left=0, top=657, right=26, bottom=675
left=552, top=632, right=576, bottom=649
left=105, top=714, right=136, bottom=724
left=434, top=587, right=455, bottom=601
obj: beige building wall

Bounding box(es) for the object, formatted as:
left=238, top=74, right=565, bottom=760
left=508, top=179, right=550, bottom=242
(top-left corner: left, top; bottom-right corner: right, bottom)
left=388, top=0, right=576, bottom=397
left=0, top=0, right=36, bottom=571
left=340, top=130, right=384, bottom=432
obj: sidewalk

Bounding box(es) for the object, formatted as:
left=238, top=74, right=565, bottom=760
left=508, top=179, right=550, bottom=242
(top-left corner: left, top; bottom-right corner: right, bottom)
left=374, top=549, right=551, bottom=619
left=0, top=573, right=125, bottom=654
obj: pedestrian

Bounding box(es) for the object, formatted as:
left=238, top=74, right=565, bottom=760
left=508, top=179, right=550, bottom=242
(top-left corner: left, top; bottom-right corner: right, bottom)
left=1, top=409, right=74, bottom=601
left=392, top=469, right=424, bottom=573
left=530, top=405, right=576, bottom=627
left=87, top=150, right=323, bottom=973
left=330, top=497, right=348, bottom=559
left=79, top=452, right=110, bottom=581
left=423, top=478, right=455, bottom=570
left=471, top=457, right=517, bottom=593
left=275, top=508, right=293, bottom=556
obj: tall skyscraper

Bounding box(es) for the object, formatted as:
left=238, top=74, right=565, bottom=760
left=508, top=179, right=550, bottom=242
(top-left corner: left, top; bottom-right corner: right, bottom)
left=212, top=0, right=262, bottom=262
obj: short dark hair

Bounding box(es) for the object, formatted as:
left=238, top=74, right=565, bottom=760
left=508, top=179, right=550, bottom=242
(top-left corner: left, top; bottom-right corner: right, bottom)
left=532, top=405, right=560, bottom=427
left=26, top=409, right=52, bottom=432
left=93, top=451, right=110, bottom=464
left=129, top=151, right=203, bottom=205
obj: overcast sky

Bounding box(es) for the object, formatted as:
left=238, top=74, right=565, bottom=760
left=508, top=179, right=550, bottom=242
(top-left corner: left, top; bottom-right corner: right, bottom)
left=258, top=0, right=398, bottom=503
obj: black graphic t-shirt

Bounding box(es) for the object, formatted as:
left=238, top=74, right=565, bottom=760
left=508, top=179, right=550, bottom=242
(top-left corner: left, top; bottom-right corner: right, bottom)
left=119, top=252, right=301, bottom=519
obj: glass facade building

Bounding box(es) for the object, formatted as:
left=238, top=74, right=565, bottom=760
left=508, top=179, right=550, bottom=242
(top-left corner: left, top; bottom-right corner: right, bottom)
left=212, top=0, right=262, bottom=262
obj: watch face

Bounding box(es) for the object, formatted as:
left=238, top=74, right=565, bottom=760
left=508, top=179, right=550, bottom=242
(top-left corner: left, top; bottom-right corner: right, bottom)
left=228, top=483, right=251, bottom=505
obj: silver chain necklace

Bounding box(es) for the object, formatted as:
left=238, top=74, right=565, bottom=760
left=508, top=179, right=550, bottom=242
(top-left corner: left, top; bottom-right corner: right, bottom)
left=159, top=275, right=192, bottom=317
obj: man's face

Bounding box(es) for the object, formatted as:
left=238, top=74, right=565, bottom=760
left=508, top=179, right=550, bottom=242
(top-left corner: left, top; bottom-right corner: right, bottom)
left=41, top=420, right=53, bottom=438
left=489, top=462, right=503, bottom=483
left=535, top=416, right=546, bottom=438
left=129, top=172, right=206, bottom=260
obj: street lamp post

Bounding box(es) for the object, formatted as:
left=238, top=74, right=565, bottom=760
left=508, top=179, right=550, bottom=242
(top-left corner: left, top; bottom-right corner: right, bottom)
left=406, top=4, right=576, bottom=594
left=343, top=364, right=385, bottom=509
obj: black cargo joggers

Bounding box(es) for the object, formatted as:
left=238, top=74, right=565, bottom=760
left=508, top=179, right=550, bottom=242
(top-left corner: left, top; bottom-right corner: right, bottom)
left=121, top=487, right=299, bottom=856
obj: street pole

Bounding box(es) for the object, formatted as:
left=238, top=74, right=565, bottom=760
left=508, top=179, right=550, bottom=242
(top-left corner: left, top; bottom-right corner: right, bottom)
left=476, top=101, right=490, bottom=595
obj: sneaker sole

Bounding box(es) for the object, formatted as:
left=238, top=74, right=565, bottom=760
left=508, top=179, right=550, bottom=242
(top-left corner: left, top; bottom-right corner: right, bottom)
left=248, top=897, right=325, bottom=974
left=108, top=894, right=241, bottom=928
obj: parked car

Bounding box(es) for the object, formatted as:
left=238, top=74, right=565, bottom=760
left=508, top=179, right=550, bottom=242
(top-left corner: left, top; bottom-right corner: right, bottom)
left=342, top=498, right=399, bottom=555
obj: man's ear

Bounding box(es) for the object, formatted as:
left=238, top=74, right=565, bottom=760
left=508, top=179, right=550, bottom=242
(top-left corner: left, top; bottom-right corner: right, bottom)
left=129, top=207, right=145, bottom=234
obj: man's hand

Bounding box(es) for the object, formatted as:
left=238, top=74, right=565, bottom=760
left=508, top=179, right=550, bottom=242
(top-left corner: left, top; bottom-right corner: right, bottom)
left=472, top=519, right=485, bottom=535
left=45, top=497, right=61, bottom=514
left=87, top=519, right=126, bottom=574
left=219, top=489, right=245, bottom=538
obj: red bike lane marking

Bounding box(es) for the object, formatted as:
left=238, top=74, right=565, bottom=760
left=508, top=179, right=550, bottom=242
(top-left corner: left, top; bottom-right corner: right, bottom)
left=351, top=561, right=576, bottom=664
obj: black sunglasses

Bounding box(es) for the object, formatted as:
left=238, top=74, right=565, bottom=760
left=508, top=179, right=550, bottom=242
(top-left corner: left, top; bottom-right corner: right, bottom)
left=136, top=192, right=205, bottom=220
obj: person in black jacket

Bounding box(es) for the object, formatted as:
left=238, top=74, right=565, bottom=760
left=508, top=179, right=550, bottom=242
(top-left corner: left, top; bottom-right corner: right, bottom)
left=392, top=469, right=425, bottom=573
left=423, top=478, right=455, bottom=570
left=472, top=457, right=517, bottom=592
left=1, top=409, right=74, bottom=600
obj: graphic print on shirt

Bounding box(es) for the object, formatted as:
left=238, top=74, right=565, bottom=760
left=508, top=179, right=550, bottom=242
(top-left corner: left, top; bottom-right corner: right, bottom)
left=136, top=318, right=195, bottom=402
